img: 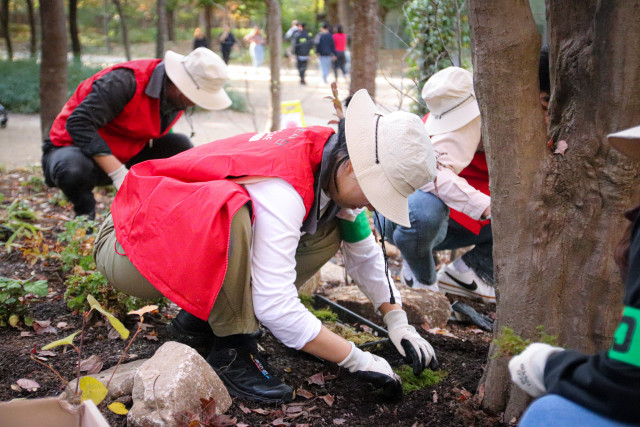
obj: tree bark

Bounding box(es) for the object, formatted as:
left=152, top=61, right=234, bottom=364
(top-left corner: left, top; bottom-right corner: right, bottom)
left=265, top=0, right=281, bottom=132
left=1, top=0, right=12, bottom=61
left=112, top=0, right=131, bottom=60
left=39, top=0, right=68, bottom=139
left=69, top=0, right=81, bottom=60
left=26, top=0, right=36, bottom=58
left=156, top=0, right=167, bottom=58
left=468, top=0, right=640, bottom=420
left=204, top=5, right=213, bottom=44
left=349, top=0, right=378, bottom=98
left=167, top=8, right=175, bottom=42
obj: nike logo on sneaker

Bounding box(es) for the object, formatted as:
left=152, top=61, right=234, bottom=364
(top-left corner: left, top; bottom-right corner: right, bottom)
left=404, top=276, right=414, bottom=287
left=445, top=272, right=478, bottom=291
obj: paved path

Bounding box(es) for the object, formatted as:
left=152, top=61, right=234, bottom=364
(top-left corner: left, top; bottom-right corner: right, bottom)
left=0, top=57, right=415, bottom=169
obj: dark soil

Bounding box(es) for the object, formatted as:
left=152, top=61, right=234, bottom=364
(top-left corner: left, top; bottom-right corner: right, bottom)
left=0, top=167, right=507, bottom=426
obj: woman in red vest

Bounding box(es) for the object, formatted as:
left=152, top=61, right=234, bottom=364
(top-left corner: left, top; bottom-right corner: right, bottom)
left=376, top=67, right=496, bottom=304
left=42, top=48, right=231, bottom=219
left=94, top=90, right=438, bottom=403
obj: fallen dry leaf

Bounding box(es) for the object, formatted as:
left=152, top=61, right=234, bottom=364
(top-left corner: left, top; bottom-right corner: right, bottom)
left=56, top=321, right=68, bottom=328
left=285, top=406, right=303, bottom=414
left=307, top=372, right=325, bottom=385
left=143, top=334, right=158, bottom=341
left=296, top=388, right=315, bottom=399
left=432, top=390, right=438, bottom=403
left=333, top=418, right=346, bottom=425
left=10, top=384, right=21, bottom=392
left=20, top=332, right=32, bottom=337
left=79, top=354, right=103, bottom=374
left=17, top=378, right=40, bottom=392
left=424, top=327, right=458, bottom=339
left=271, top=418, right=289, bottom=426
left=238, top=403, right=252, bottom=414
left=251, top=408, right=271, bottom=415
left=320, top=394, right=334, bottom=406
left=33, top=320, right=57, bottom=335
left=38, top=350, right=57, bottom=357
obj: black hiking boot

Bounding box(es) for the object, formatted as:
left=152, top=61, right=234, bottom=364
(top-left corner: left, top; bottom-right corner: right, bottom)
left=206, top=334, right=294, bottom=403
left=166, top=310, right=216, bottom=356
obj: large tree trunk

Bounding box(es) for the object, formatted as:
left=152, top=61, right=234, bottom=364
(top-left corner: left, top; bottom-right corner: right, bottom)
left=1, top=0, right=12, bottom=61
left=39, top=0, right=68, bottom=139
left=265, top=0, right=281, bottom=132
left=26, top=0, right=36, bottom=58
left=69, top=0, right=81, bottom=60
left=349, top=0, right=378, bottom=97
left=155, top=0, right=167, bottom=58
left=112, top=0, right=131, bottom=60
left=337, top=0, right=350, bottom=33
left=468, top=0, right=640, bottom=420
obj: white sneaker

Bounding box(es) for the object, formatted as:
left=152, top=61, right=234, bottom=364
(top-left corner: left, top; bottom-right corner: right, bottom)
left=400, top=259, right=439, bottom=292
left=437, top=258, right=496, bottom=303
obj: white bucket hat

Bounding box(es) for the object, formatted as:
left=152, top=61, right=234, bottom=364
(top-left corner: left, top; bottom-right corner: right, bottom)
left=164, top=47, right=232, bottom=110
left=608, top=125, right=640, bottom=160
left=422, top=67, right=480, bottom=135
left=345, top=89, right=437, bottom=227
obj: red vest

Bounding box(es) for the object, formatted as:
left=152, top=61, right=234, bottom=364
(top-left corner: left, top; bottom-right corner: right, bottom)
left=48, top=59, right=181, bottom=163
left=111, top=126, right=334, bottom=320
left=333, top=33, right=347, bottom=52
left=421, top=114, right=490, bottom=234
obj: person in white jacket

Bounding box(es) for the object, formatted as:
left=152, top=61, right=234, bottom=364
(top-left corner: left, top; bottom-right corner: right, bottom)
left=376, top=67, right=495, bottom=303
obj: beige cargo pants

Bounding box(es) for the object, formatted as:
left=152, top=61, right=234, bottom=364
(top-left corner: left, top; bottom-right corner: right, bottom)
left=94, top=205, right=341, bottom=336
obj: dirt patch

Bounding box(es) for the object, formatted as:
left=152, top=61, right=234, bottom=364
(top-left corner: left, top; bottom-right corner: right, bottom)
left=0, top=168, right=506, bottom=426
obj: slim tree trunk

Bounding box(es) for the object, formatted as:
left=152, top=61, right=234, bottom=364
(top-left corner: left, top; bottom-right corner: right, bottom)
left=204, top=5, right=213, bottom=44
left=112, top=0, right=131, bottom=60
left=337, top=0, right=349, bottom=32
left=39, top=0, right=68, bottom=139
left=167, top=8, right=175, bottom=42
left=1, top=0, right=12, bottom=61
left=69, top=0, right=81, bottom=60
left=349, top=0, right=378, bottom=97
left=156, top=0, right=167, bottom=58
left=26, top=0, right=36, bottom=58
left=468, top=0, right=640, bottom=420
left=265, top=0, right=281, bottom=131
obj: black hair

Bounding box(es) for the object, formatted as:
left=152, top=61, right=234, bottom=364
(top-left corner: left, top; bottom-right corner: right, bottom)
left=327, top=118, right=350, bottom=193
left=336, top=24, right=344, bottom=34
left=539, top=45, right=550, bottom=94
left=322, top=22, right=330, bottom=30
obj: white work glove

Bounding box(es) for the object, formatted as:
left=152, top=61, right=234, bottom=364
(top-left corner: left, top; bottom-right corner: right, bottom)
left=338, top=341, right=403, bottom=401
left=108, top=165, right=129, bottom=190
left=508, top=342, right=565, bottom=397
left=384, top=309, right=438, bottom=375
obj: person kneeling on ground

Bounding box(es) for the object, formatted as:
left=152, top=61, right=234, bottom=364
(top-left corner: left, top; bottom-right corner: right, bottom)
left=42, top=47, right=231, bottom=219
left=508, top=125, right=640, bottom=427
left=93, top=89, right=438, bottom=403
left=377, top=66, right=495, bottom=304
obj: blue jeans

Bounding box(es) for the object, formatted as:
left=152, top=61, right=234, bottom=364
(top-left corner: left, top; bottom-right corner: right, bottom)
left=250, top=43, right=264, bottom=68
left=519, top=395, right=637, bottom=427
left=375, top=191, right=494, bottom=285
left=318, top=55, right=332, bottom=82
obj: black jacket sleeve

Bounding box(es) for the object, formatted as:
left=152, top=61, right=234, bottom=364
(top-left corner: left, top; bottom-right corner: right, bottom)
left=65, top=68, right=136, bottom=158
left=543, top=215, right=640, bottom=424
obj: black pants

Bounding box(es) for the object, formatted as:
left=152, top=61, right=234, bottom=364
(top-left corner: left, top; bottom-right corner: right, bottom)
left=42, top=133, right=193, bottom=218
left=221, top=46, right=232, bottom=64
left=296, top=58, right=308, bottom=83
left=333, top=51, right=347, bottom=79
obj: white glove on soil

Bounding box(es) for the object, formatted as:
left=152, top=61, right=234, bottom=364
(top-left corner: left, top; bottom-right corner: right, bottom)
left=108, top=165, right=128, bottom=190
left=508, top=342, right=565, bottom=397
left=338, top=341, right=402, bottom=400
left=384, top=309, right=437, bottom=374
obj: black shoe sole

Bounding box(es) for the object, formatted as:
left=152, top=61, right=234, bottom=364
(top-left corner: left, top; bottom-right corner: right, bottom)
left=214, top=368, right=294, bottom=404
left=166, top=322, right=215, bottom=356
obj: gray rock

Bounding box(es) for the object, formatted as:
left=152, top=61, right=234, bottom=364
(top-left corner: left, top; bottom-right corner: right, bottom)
left=66, top=359, right=147, bottom=399
left=127, top=342, right=231, bottom=427
left=323, top=284, right=451, bottom=329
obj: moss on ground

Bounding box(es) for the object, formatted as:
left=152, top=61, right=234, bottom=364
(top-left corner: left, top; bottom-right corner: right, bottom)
left=394, top=365, right=448, bottom=394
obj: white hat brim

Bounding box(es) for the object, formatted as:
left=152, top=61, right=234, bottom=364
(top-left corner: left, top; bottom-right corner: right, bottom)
left=345, top=89, right=411, bottom=227
left=608, top=125, right=640, bottom=161
left=425, top=97, right=480, bottom=135
left=164, top=50, right=232, bottom=111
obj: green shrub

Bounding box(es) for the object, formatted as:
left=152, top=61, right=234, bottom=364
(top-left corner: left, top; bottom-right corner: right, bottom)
left=394, top=365, right=448, bottom=394
left=0, top=276, right=48, bottom=327
left=64, top=271, right=166, bottom=317
left=57, top=216, right=100, bottom=272
left=0, top=198, right=40, bottom=252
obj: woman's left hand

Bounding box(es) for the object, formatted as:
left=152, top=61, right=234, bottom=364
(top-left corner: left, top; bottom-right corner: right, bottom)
left=383, top=310, right=438, bottom=375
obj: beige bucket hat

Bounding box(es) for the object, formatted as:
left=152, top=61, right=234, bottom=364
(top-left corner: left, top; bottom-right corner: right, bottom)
left=608, top=125, right=640, bottom=160
left=345, top=89, right=437, bottom=227
left=422, top=66, right=480, bottom=135
left=164, top=47, right=231, bottom=110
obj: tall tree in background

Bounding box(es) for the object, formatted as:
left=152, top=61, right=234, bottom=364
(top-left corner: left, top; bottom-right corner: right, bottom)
left=468, top=0, right=640, bottom=420
left=265, top=0, right=281, bottom=131
left=26, top=0, right=36, bottom=58
left=349, top=0, right=378, bottom=97
left=112, top=0, right=131, bottom=60
left=1, top=0, right=12, bottom=61
left=39, top=0, right=68, bottom=139
left=166, top=0, right=178, bottom=42
left=69, top=0, right=81, bottom=60
left=156, top=0, right=167, bottom=58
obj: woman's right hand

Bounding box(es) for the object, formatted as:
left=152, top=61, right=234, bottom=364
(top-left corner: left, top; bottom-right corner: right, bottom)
left=338, top=342, right=403, bottom=401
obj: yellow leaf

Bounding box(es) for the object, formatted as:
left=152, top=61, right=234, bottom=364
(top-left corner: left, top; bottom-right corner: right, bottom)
left=79, top=376, right=108, bottom=406
left=87, top=295, right=130, bottom=340
left=128, top=305, right=158, bottom=320
left=108, top=401, right=129, bottom=415
left=42, top=331, right=80, bottom=350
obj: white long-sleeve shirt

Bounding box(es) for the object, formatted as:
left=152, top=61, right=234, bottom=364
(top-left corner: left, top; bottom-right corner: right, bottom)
left=245, top=178, right=400, bottom=350
left=419, top=116, right=490, bottom=220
